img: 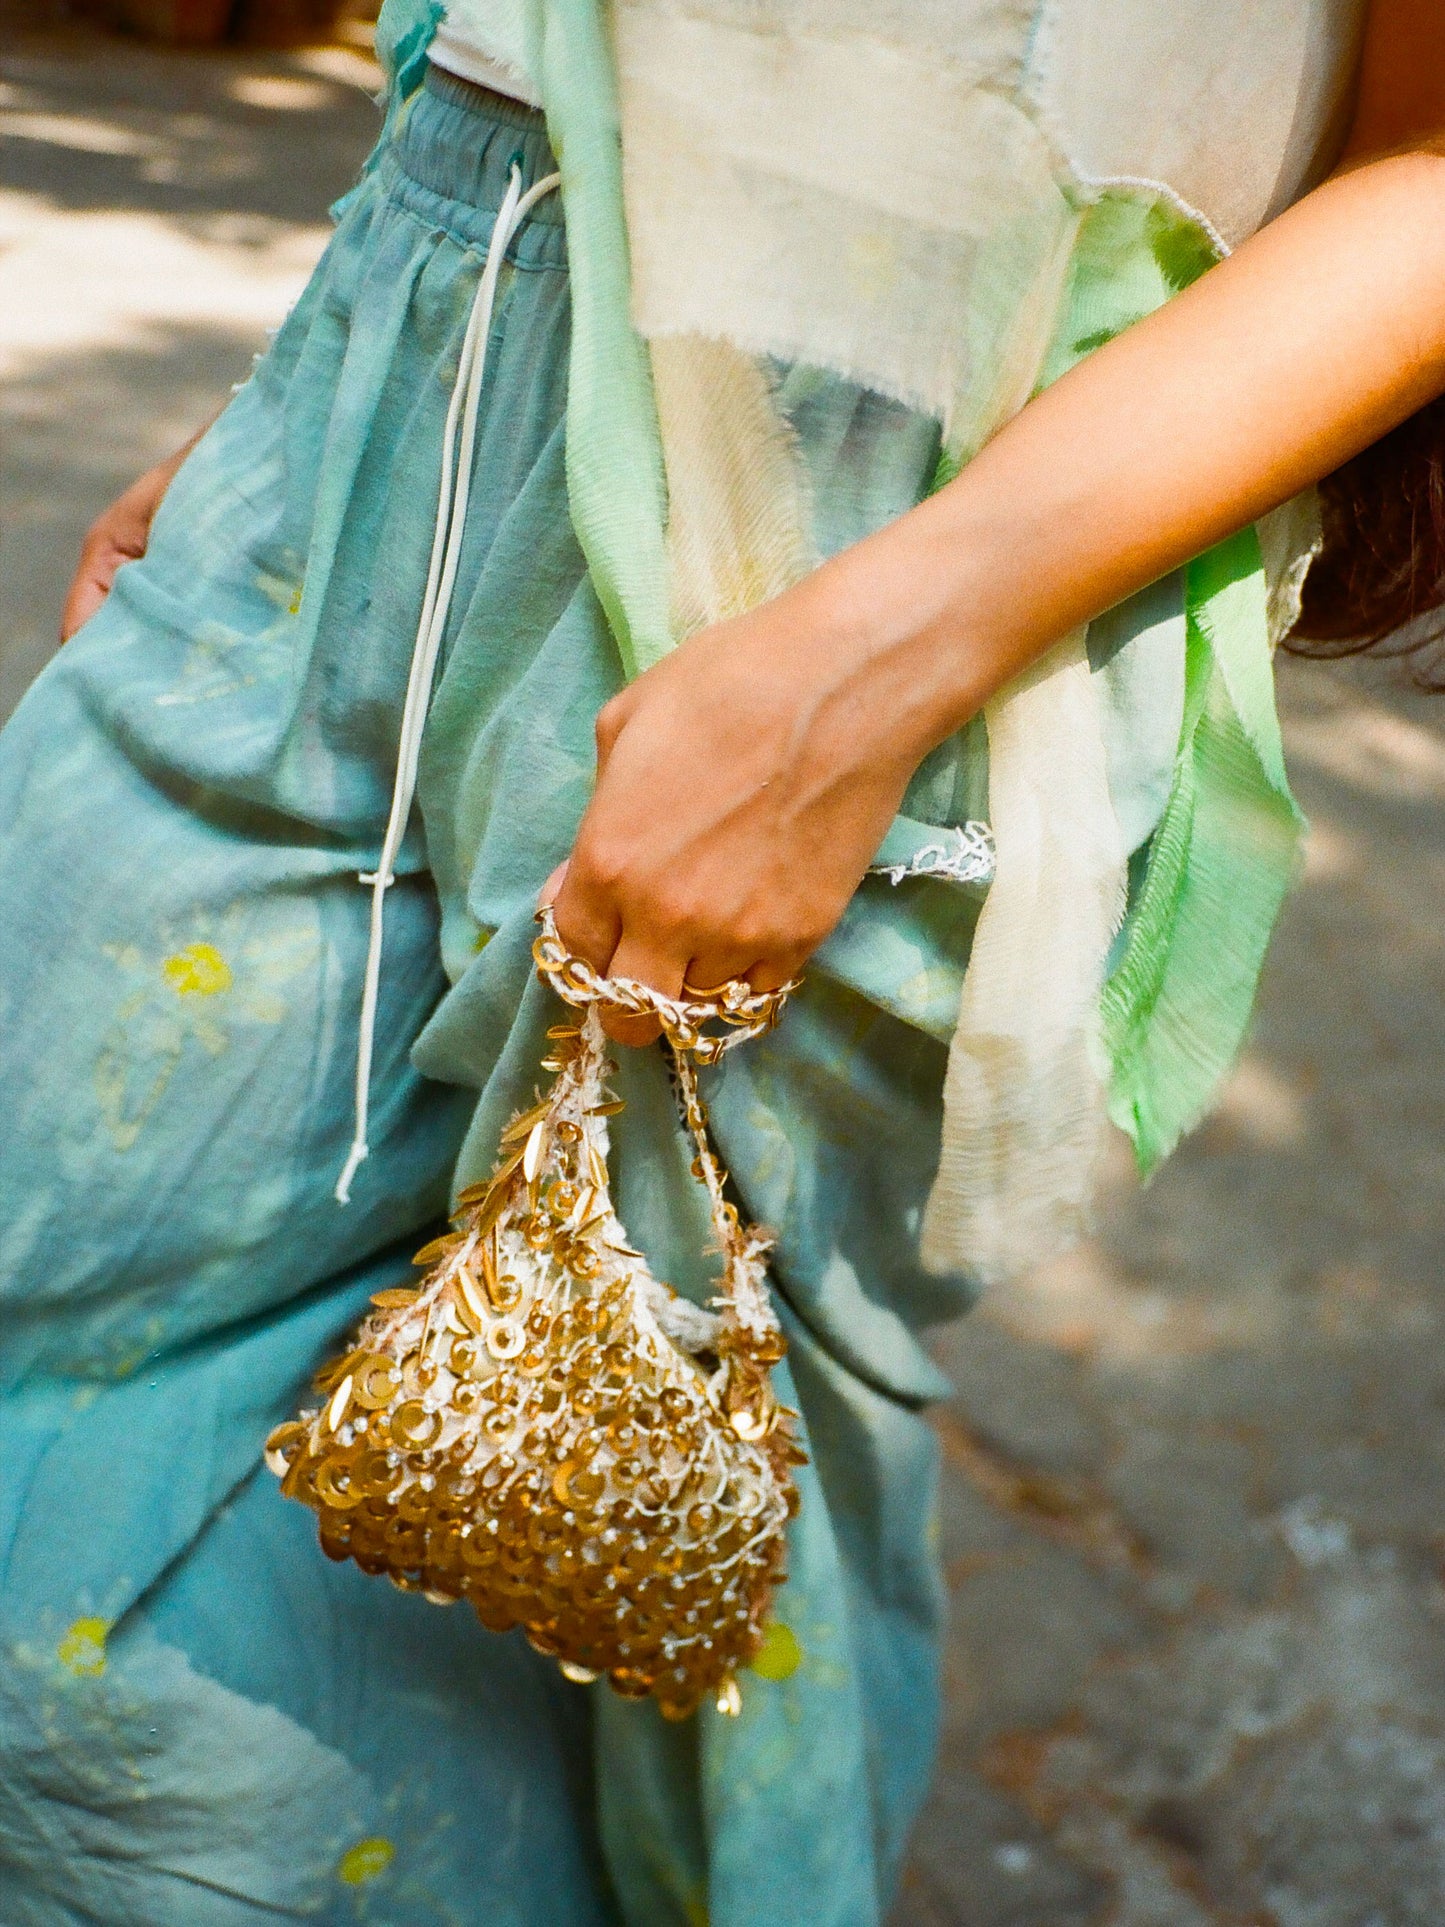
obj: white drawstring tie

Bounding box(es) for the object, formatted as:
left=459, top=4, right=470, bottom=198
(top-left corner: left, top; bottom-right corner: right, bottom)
left=336, top=162, right=562, bottom=1204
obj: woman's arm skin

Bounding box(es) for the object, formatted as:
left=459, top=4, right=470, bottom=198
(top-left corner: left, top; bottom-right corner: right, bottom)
left=553, top=0, right=1445, bottom=1045
left=60, top=425, right=208, bottom=642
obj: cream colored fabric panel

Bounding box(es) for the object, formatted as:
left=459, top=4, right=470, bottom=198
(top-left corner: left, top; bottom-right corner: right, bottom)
left=430, top=15, right=544, bottom=103
left=1028, top=0, right=1367, bottom=246
left=649, top=0, right=1040, bottom=77
left=445, top=0, right=544, bottom=95
left=1257, top=489, right=1324, bottom=648
left=922, top=632, right=1127, bottom=1283
left=613, top=1, right=1077, bottom=433
left=613, top=3, right=1126, bottom=1283
left=650, top=335, right=817, bottom=636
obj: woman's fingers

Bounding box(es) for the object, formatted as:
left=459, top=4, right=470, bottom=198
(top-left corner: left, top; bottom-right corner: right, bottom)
left=596, top=934, right=687, bottom=1047
left=685, top=935, right=810, bottom=999
left=60, top=555, right=114, bottom=643
left=738, top=951, right=808, bottom=995
left=550, top=865, right=620, bottom=975
left=550, top=866, right=681, bottom=1044
left=545, top=860, right=802, bottom=1046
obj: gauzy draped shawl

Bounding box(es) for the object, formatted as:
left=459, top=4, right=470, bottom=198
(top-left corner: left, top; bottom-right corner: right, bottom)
left=378, top=0, right=1365, bottom=1280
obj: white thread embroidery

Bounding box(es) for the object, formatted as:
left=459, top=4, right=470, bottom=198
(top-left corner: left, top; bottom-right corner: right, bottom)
left=869, top=821, right=996, bottom=889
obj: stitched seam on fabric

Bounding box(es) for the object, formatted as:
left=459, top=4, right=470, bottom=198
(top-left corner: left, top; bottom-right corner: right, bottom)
left=379, top=166, right=568, bottom=271
left=388, top=130, right=566, bottom=225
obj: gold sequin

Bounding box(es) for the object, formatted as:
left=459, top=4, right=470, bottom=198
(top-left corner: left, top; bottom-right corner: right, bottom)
left=412, top=1233, right=459, bottom=1269
left=370, top=1287, right=421, bottom=1311
left=313, top=1346, right=366, bottom=1395
left=449, top=1337, right=482, bottom=1378
left=454, top=1269, right=488, bottom=1333
left=401, top=1354, right=440, bottom=1396
left=314, top=1457, right=362, bottom=1509
left=390, top=1402, right=442, bottom=1450
left=354, top=1358, right=401, bottom=1409
left=552, top=1462, right=606, bottom=1509
left=545, top=1180, right=579, bottom=1219
left=485, top=1322, right=526, bottom=1361
left=522, top=1120, right=547, bottom=1185
left=355, top=1449, right=400, bottom=1497
left=262, top=1420, right=304, bottom=1478
left=325, top=1375, right=354, bottom=1434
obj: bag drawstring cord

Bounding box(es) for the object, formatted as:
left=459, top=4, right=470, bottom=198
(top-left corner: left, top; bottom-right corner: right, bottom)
left=336, top=160, right=562, bottom=1205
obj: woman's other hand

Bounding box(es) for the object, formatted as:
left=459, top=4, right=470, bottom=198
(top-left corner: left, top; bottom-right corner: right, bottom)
left=61, top=432, right=205, bottom=641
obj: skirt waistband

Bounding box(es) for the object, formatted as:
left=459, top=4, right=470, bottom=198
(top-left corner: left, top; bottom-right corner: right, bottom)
left=379, top=64, right=566, bottom=268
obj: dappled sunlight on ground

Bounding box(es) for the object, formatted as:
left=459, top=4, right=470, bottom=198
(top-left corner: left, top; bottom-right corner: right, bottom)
left=0, top=22, right=380, bottom=714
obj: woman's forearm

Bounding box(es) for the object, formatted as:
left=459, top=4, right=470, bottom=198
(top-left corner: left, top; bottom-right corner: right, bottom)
left=786, top=147, right=1445, bottom=763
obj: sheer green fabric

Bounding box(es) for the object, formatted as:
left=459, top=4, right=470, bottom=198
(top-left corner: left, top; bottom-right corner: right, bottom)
left=1039, top=194, right=1305, bottom=1170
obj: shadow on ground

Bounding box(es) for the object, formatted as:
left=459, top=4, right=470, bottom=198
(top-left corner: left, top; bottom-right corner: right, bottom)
left=2, top=19, right=378, bottom=227
left=0, top=19, right=380, bottom=712
left=900, top=658, right=1445, bottom=1924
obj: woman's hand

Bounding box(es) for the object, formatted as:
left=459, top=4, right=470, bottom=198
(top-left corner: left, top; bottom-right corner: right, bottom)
left=547, top=563, right=947, bottom=1046
left=61, top=432, right=205, bottom=641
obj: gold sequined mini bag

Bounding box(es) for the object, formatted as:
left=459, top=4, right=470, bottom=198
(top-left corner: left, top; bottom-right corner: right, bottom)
left=267, top=909, right=804, bottom=1720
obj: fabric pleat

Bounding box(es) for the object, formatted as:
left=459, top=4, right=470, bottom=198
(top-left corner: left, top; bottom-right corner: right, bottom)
left=1101, top=530, right=1306, bottom=1170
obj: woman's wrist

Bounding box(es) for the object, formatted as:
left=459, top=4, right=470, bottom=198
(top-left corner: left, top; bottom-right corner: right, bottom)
left=774, top=491, right=1024, bottom=771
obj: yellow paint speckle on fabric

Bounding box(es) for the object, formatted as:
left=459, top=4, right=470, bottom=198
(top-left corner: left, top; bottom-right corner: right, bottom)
left=288, top=585, right=303, bottom=615
left=337, top=1838, right=395, bottom=1885
left=748, top=1619, right=802, bottom=1682
left=162, top=943, right=232, bottom=997
left=57, top=1617, right=110, bottom=1677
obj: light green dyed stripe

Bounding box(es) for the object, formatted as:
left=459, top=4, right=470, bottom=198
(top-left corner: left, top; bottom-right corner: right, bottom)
left=1101, top=527, right=1305, bottom=1170
left=375, top=0, right=673, bottom=679
left=1029, top=193, right=1304, bottom=1172
left=538, top=0, right=673, bottom=678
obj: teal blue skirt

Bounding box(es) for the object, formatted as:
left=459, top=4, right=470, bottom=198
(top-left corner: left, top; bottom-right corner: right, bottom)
left=0, top=70, right=988, bottom=1926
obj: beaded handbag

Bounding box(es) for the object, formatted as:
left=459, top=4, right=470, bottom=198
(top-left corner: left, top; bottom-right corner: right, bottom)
left=266, top=909, right=804, bottom=1720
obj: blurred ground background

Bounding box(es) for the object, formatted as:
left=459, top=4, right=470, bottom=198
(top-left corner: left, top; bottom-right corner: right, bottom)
left=5, top=14, right=1445, bottom=1926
